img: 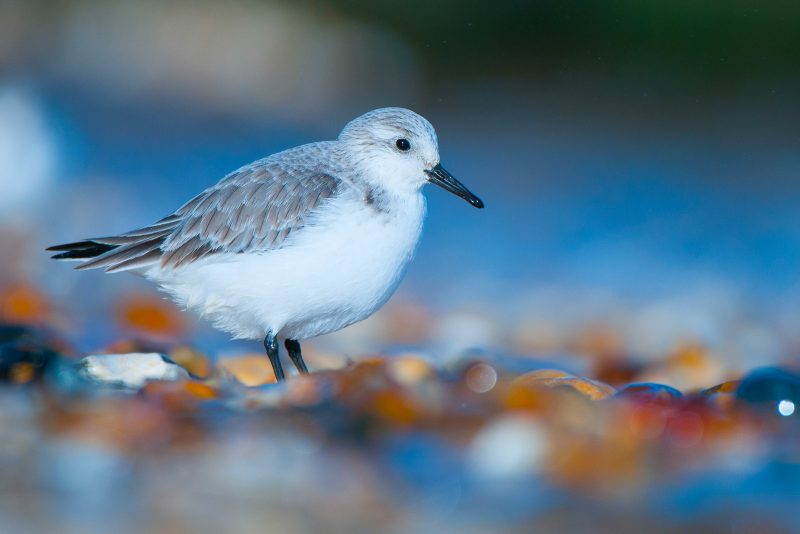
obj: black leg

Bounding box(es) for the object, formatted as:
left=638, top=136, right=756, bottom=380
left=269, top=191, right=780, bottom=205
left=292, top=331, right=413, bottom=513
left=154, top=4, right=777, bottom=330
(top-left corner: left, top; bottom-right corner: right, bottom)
left=263, top=331, right=285, bottom=382
left=285, top=339, right=309, bottom=374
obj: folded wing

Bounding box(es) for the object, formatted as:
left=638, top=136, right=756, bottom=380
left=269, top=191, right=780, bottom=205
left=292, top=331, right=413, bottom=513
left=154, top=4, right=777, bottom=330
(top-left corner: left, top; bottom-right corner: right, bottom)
left=48, top=146, right=342, bottom=272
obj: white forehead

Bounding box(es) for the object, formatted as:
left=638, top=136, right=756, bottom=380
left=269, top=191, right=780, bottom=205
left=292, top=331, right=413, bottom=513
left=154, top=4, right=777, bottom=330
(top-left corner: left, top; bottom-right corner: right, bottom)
left=339, top=107, right=438, bottom=148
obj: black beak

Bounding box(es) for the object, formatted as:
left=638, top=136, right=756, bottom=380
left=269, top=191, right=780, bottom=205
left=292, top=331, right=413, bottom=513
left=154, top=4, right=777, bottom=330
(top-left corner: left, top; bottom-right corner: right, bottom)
left=424, top=164, right=484, bottom=208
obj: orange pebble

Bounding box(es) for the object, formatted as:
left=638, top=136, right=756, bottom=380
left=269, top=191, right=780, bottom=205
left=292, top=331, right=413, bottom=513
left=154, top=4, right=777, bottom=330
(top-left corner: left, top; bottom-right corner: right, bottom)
left=218, top=354, right=277, bottom=386
left=552, top=377, right=616, bottom=401
left=0, top=283, right=49, bottom=324
left=501, top=382, right=554, bottom=413
left=170, top=347, right=213, bottom=379
left=370, top=389, right=420, bottom=426
left=513, top=370, right=615, bottom=401
left=389, top=355, right=435, bottom=386
left=512, top=369, right=574, bottom=385
left=143, top=380, right=220, bottom=408
left=699, top=380, right=741, bottom=410
left=183, top=381, right=219, bottom=400
left=116, top=294, right=186, bottom=339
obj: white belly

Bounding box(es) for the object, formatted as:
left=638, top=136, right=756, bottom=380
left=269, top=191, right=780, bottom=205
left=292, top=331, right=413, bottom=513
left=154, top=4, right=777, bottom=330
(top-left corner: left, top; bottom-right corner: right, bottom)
left=147, top=194, right=426, bottom=340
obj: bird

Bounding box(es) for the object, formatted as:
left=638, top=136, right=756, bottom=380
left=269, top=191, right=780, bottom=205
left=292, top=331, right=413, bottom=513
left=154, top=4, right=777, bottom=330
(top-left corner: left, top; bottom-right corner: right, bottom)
left=48, top=107, right=484, bottom=381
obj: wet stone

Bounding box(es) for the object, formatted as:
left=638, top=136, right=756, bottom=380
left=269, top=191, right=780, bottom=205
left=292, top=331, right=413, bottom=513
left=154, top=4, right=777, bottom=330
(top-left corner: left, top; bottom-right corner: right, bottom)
left=388, top=355, right=436, bottom=387
left=697, top=380, right=740, bottom=410
left=141, top=379, right=221, bottom=409
left=545, top=377, right=616, bottom=400
left=169, top=346, right=213, bottom=379
left=615, top=382, right=683, bottom=405
left=468, top=414, right=547, bottom=479
left=700, top=380, right=740, bottom=397
left=464, top=362, right=498, bottom=394
left=217, top=354, right=277, bottom=386
left=44, top=357, right=95, bottom=394
left=512, top=369, right=575, bottom=384
left=79, top=352, right=190, bottom=389
left=0, top=324, right=64, bottom=384
left=513, top=370, right=616, bottom=401
left=736, top=367, right=800, bottom=419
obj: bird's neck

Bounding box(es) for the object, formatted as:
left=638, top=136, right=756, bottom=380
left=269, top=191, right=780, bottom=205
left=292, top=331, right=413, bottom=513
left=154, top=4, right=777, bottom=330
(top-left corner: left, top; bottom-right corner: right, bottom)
left=357, top=179, right=425, bottom=216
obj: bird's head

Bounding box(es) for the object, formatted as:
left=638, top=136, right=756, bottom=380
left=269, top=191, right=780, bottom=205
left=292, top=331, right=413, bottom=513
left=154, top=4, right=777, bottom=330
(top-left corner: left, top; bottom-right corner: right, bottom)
left=338, top=107, right=483, bottom=208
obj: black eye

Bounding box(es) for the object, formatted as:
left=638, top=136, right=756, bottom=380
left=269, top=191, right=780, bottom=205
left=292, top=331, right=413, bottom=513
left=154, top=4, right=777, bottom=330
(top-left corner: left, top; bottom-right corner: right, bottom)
left=395, top=138, right=411, bottom=151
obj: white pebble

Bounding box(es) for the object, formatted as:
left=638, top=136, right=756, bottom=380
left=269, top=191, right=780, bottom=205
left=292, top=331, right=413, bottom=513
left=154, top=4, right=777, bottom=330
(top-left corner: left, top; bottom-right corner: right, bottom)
left=468, top=414, right=547, bottom=479
left=79, top=353, right=188, bottom=389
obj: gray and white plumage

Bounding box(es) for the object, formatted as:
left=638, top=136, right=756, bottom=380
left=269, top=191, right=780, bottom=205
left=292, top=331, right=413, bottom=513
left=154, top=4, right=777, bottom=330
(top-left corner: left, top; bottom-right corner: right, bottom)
left=50, top=107, right=483, bottom=343
left=76, top=143, right=343, bottom=272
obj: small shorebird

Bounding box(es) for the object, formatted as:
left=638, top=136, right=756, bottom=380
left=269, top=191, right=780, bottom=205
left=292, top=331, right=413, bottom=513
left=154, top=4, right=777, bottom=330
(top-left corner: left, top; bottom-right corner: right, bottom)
left=49, top=108, right=483, bottom=381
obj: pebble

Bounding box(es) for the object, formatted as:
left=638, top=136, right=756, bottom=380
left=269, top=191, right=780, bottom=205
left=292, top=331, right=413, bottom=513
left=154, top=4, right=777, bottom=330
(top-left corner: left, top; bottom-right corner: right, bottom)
left=736, top=367, right=800, bottom=419
left=468, top=414, right=547, bottom=479
left=698, top=380, right=740, bottom=410
left=512, top=369, right=574, bottom=382
left=115, top=294, right=186, bottom=339
left=513, top=370, right=616, bottom=400
left=217, top=354, right=277, bottom=386
left=169, top=346, right=213, bottom=379
left=370, top=388, right=422, bottom=426
left=615, top=382, right=683, bottom=405
left=0, top=324, right=63, bottom=384
left=464, top=362, right=498, bottom=393
left=79, top=352, right=189, bottom=389
left=142, top=380, right=220, bottom=408
left=388, top=354, right=436, bottom=387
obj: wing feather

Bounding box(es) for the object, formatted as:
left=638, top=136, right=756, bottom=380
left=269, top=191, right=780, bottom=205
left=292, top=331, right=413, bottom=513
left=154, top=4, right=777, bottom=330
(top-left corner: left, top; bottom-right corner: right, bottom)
left=160, top=163, right=341, bottom=268
left=58, top=143, right=345, bottom=273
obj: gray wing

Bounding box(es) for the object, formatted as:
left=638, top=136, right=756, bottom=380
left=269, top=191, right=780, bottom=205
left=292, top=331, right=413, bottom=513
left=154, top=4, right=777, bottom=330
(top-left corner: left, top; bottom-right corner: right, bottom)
left=75, top=146, right=342, bottom=272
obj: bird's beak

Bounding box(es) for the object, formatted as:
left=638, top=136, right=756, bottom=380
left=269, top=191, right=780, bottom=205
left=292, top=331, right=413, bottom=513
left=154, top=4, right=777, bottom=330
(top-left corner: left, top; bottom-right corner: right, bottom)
left=424, top=164, right=484, bottom=208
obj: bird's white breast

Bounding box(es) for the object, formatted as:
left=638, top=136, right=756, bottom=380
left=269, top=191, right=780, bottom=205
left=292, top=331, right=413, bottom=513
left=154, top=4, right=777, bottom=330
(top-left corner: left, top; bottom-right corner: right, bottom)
left=149, top=192, right=427, bottom=340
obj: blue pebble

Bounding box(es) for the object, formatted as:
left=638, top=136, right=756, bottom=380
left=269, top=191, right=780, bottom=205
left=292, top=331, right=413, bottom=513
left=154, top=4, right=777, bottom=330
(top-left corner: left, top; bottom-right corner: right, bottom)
left=616, top=382, right=683, bottom=403
left=736, top=367, right=800, bottom=418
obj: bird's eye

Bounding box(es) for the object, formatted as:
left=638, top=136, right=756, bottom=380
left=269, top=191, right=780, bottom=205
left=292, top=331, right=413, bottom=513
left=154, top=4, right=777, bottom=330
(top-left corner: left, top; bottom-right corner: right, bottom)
left=395, top=138, right=411, bottom=151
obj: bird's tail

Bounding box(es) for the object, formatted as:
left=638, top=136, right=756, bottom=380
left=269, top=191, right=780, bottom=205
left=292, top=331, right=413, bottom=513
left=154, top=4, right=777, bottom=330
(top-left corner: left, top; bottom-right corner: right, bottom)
left=47, top=240, right=118, bottom=261
left=47, top=236, right=165, bottom=273
left=47, top=215, right=181, bottom=272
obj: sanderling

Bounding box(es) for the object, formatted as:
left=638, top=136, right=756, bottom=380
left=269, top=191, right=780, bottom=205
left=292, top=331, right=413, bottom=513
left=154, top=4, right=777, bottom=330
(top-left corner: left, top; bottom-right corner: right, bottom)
left=49, top=107, right=483, bottom=381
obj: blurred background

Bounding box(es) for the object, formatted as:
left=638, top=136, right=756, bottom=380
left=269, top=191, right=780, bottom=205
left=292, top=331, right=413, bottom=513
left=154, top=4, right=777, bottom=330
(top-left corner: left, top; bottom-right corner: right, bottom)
left=2, top=0, right=800, bottom=370
left=3, top=0, right=800, bottom=374
left=2, top=1, right=800, bottom=532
